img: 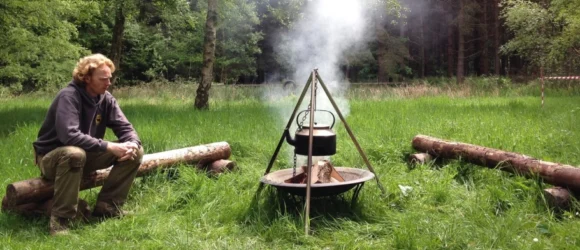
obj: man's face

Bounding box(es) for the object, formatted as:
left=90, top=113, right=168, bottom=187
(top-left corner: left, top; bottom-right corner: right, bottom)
left=85, top=65, right=112, bottom=97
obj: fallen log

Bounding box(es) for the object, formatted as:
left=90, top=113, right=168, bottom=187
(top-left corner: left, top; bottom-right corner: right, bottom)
left=412, top=134, right=580, bottom=193
left=3, top=142, right=231, bottom=209
left=198, top=159, right=237, bottom=175
left=543, top=187, right=571, bottom=210
left=408, top=153, right=434, bottom=165
left=2, top=196, right=91, bottom=219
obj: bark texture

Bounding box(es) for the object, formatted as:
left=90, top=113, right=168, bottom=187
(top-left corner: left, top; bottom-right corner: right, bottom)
left=412, top=135, right=580, bottom=192
left=194, top=0, right=218, bottom=109
left=456, top=0, right=465, bottom=84
left=110, top=2, right=126, bottom=87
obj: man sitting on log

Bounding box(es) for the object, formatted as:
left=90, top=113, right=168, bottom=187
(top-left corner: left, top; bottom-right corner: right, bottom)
left=32, top=54, right=143, bottom=236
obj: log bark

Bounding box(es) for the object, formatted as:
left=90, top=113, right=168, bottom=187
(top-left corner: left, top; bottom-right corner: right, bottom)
left=194, top=0, right=218, bottom=109
left=3, top=142, right=231, bottom=208
left=412, top=134, right=580, bottom=192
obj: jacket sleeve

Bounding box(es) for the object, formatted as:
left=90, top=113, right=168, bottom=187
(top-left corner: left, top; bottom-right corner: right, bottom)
left=55, top=93, right=108, bottom=152
left=107, top=97, right=141, bottom=146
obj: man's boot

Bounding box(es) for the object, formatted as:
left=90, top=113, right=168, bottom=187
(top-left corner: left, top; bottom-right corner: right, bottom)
left=49, top=215, right=70, bottom=236
left=92, top=201, right=131, bottom=219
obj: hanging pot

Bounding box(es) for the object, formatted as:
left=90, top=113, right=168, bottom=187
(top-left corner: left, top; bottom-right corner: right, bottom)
left=285, top=110, right=336, bottom=156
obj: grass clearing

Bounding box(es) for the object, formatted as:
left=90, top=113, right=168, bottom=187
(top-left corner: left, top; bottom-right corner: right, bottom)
left=1, top=82, right=579, bottom=249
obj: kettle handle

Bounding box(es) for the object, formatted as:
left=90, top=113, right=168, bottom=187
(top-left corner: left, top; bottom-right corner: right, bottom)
left=296, top=109, right=336, bottom=129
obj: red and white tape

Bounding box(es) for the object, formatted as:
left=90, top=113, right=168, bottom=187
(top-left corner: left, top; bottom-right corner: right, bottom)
left=542, top=76, right=580, bottom=80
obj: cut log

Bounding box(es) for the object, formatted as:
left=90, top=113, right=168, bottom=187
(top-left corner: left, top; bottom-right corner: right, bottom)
left=2, top=196, right=91, bottom=219
left=3, top=142, right=231, bottom=208
left=408, top=153, right=434, bottom=165
left=198, top=159, right=237, bottom=175
left=543, top=187, right=571, bottom=210
left=412, top=134, right=580, bottom=192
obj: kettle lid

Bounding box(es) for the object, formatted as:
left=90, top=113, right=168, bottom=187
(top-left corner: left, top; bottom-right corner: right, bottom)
left=302, top=123, right=330, bottom=129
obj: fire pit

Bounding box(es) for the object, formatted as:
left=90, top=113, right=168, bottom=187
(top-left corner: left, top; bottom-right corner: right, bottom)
left=259, top=70, right=386, bottom=235
left=261, top=167, right=375, bottom=197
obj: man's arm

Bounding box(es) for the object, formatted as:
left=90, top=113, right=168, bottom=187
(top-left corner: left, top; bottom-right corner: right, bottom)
left=106, top=96, right=141, bottom=147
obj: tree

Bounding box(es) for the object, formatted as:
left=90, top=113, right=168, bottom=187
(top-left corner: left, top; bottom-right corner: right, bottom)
left=457, top=0, right=465, bottom=84
left=195, top=0, right=218, bottom=109
left=501, top=0, right=555, bottom=69
left=110, top=0, right=129, bottom=87
left=215, top=0, right=262, bottom=84
left=370, top=0, right=408, bottom=82
left=493, top=0, right=501, bottom=75
left=0, top=0, right=97, bottom=90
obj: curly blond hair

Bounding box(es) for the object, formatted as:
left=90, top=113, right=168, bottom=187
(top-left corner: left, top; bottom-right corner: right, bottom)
left=72, top=54, right=116, bottom=82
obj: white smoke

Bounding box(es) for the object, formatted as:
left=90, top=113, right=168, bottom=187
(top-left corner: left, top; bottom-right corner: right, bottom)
left=274, top=0, right=369, bottom=125
left=264, top=0, right=370, bottom=165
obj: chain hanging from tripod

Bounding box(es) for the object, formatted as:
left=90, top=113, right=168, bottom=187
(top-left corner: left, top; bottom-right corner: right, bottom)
left=292, top=77, right=318, bottom=177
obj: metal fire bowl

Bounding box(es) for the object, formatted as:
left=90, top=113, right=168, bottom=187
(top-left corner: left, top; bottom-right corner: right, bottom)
left=261, top=167, right=375, bottom=197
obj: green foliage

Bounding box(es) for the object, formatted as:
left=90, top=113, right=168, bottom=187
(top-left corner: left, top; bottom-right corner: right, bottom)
left=502, top=0, right=580, bottom=70
left=0, top=0, right=98, bottom=90
left=215, top=0, right=263, bottom=84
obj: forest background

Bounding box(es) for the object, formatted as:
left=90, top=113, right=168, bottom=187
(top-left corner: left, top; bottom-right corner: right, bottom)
left=0, top=0, right=579, bottom=93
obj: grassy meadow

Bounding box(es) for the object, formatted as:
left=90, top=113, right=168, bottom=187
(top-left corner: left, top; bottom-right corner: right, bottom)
left=1, top=80, right=580, bottom=249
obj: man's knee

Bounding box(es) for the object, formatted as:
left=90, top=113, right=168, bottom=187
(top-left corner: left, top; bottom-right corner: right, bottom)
left=61, top=146, right=86, bottom=169
left=127, top=147, right=144, bottom=167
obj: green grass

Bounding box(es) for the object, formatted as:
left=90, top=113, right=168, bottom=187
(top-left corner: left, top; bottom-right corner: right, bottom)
left=1, top=82, right=580, bottom=249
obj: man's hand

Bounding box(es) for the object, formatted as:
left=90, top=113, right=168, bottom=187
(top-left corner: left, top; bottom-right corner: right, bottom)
left=107, top=141, right=139, bottom=162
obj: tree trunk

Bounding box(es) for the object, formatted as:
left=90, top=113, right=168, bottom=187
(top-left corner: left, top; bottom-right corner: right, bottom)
left=376, top=15, right=389, bottom=83
left=194, top=0, right=218, bottom=109
left=457, top=0, right=465, bottom=84
left=447, top=13, right=454, bottom=78
left=3, top=142, right=231, bottom=208
left=493, top=0, right=500, bottom=75
left=412, top=135, right=580, bottom=193
left=110, top=1, right=126, bottom=89
left=419, top=3, right=425, bottom=79
left=480, top=0, right=490, bottom=75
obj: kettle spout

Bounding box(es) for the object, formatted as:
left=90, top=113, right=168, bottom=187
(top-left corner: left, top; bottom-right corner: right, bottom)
left=284, top=129, right=296, bottom=146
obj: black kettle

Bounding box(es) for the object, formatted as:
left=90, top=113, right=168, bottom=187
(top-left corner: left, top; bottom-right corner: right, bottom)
left=285, top=110, right=336, bottom=156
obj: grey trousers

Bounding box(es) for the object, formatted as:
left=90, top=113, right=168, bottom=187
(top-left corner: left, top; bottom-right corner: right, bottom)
left=37, top=146, right=143, bottom=218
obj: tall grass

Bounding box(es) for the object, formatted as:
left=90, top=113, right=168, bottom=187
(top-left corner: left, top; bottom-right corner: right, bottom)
left=0, top=82, right=579, bottom=249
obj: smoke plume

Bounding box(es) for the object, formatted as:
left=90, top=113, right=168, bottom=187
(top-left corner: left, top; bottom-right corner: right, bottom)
left=263, top=0, right=370, bottom=164
left=274, top=0, right=369, bottom=126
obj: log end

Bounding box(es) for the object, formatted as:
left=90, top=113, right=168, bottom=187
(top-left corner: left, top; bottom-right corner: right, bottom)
left=408, top=153, right=434, bottom=165
left=543, top=187, right=571, bottom=210
left=198, top=159, right=237, bottom=175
